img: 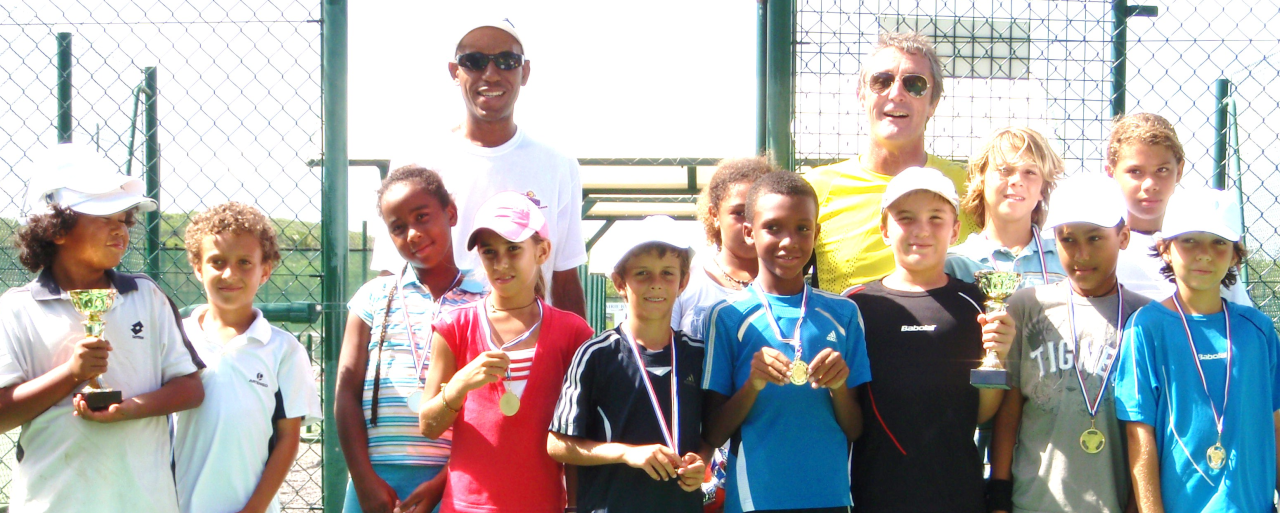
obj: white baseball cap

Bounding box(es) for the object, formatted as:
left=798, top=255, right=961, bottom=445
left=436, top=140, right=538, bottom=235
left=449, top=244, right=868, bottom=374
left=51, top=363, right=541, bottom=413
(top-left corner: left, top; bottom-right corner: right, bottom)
left=609, top=215, right=693, bottom=271
left=881, top=166, right=960, bottom=213
left=455, top=17, right=524, bottom=56
left=26, top=143, right=158, bottom=217
left=1157, top=188, right=1242, bottom=242
left=1043, top=173, right=1126, bottom=230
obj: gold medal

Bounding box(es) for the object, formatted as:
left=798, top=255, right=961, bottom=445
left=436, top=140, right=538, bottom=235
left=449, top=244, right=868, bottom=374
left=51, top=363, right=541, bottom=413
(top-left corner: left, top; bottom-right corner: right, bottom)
left=1079, top=419, right=1106, bottom=454
left=789, top=360, right=809, bottom=385
left=1207, top=442, right=1226, bottom=470
left=1080, top=428, right=1105, bottom=454
left=499, top=389, right=520, bottom=416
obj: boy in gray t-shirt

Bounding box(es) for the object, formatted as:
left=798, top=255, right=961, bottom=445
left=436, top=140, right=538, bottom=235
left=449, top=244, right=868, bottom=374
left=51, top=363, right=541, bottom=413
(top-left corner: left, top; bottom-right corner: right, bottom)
left=988, top=175, right=1151, bottom=513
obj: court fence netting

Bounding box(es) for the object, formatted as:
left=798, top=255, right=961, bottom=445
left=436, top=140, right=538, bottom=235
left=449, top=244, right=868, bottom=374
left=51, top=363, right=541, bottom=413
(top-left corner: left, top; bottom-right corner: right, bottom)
left=792, top=0, right=1280, bottom=322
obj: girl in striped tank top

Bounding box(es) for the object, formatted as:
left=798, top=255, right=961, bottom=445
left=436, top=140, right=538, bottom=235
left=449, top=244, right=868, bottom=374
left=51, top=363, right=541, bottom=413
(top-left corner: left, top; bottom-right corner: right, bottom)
left=335, top=166, right=486, bottom=513
left=419, top=192, right=594, bottom=513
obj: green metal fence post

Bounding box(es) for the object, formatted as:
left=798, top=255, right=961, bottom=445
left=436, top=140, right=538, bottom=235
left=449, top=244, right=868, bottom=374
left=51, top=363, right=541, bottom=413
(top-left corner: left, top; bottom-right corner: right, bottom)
left=757, top=0, right=768, bottom=156
left=1229, top=96, right=1248, bottom=286
left=144, top=67, right=161, bottom=280
left=321, top=1, right=350, bottom=511
left=1110, top=0, right=1128, bottom=118
left=765, top=0, right=794, bottom=170
left=1212, top=78, right=1229, bottom=191
left=1110, top=2, right=1156, bottom=119
left=56, top=32, right=72, bottom=143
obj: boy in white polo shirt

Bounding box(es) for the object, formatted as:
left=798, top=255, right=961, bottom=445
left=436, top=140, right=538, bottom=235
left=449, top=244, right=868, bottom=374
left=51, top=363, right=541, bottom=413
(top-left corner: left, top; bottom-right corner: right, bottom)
left=0, top=143, right=205, bottom=512
left=174, top=202, right=322, bottom=513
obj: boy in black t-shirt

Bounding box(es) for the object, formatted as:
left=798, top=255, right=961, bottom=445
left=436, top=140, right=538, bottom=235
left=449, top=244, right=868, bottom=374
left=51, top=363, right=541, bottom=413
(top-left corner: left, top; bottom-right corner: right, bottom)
left=847, top=167, right=1014, bottom=513
left=548, top=216, right=707, bottom=513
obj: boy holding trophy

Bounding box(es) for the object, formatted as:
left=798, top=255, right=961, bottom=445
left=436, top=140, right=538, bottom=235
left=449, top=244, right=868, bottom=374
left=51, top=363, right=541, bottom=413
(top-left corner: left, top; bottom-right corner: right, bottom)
left=988, top=175, right=1151, bottom=513
left=0, top=144, right=204, bottom=512
left=846, top=167, right=1014, bottom=512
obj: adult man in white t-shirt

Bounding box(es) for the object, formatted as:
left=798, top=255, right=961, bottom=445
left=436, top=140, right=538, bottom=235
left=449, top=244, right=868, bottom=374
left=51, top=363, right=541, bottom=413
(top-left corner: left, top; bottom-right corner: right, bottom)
left=407, top=19, right=587, bottom=317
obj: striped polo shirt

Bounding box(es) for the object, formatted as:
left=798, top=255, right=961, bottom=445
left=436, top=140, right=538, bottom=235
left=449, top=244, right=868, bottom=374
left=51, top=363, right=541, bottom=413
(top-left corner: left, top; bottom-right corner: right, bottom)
left=347, top=266, right=486, bottom=466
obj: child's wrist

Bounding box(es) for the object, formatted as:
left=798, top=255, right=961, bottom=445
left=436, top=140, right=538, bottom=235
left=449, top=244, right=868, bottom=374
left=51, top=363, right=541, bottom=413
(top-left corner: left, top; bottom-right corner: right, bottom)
left=439, top=382, right=462, bottom=413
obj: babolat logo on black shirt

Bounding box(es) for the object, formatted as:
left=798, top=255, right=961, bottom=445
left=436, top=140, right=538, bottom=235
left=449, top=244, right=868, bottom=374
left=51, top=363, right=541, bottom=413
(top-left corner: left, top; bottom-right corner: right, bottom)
left=249, top=373, right=269, bottom=388
left=901, top=325, right=937, bottom=332
left=131, top=321, right=144, bottom=339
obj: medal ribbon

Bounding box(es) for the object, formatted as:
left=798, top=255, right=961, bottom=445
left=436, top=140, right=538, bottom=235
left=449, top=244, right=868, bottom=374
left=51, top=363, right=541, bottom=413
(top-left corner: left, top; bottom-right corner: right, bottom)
left=752, top=284, right=809, bottom=362
left=478, top=298, right=544, bottom=382
left=623, top=328, right=679, bottom=453
left=401, top=266, right=463, bottom=385
left=1031, top=225, right=1051, bottom=285
left=1066, top=284, right=1125, bottom=417
left=992, top=225, right=1052, bottom=285
left=1171, top=294, right=1232, bottom=440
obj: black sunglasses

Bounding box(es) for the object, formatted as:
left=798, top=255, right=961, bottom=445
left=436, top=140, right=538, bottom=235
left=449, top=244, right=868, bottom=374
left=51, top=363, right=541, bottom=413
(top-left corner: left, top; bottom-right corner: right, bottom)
left=456, top=51, right=525, bottom=71
left=867, top=72, right=930, bottom=98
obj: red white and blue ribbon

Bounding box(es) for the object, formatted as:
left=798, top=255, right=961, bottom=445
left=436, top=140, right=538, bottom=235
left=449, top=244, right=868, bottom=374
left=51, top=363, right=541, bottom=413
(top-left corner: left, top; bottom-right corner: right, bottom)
left=401, top=267, right=463, bottom=384
left=1171, top=295, right=1232, bottom=440
left=1066, top=284, right=1125, bottom=418
left=479, top=298, right=543, bottom=382
left=623, top=327, right=679, bottom=453
left=752, top=284, right=809, bottom=363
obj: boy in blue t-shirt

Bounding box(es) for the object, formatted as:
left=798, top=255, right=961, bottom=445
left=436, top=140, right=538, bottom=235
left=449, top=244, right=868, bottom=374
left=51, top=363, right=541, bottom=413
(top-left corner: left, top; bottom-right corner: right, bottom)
left=1113, top=188, right=1280, bottom=512
left=703, top=171, right=871, bottom=513
left=549, top=215, right=707, bottom=513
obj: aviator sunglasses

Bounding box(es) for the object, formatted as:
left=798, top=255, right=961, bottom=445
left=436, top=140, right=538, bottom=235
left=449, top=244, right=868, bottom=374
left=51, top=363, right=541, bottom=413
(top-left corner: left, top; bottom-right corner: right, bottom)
left=867, top=72, right=930, bottom=98
left=456, top=51, right=526, bottom=71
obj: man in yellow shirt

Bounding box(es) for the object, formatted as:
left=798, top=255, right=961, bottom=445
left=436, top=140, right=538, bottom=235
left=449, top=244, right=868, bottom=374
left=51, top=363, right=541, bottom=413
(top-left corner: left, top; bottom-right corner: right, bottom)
left=804, top=31, right=976, bottom=294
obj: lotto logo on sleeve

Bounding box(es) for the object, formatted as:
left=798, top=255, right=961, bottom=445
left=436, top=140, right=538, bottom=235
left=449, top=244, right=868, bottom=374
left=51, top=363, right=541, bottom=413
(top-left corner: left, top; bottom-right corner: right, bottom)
left=131, top=321, right=144, bottom=339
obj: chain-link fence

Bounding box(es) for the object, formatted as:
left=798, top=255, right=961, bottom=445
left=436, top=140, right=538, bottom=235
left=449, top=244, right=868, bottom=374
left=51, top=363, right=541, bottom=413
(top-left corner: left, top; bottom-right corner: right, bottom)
left=0, top=0, right=327, bottom=509
left=793, top=0, right=1280, bottom=323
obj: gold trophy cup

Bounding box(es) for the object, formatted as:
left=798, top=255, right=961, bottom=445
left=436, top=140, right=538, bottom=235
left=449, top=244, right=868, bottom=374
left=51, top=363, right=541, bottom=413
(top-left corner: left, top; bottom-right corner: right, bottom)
left=971, top=270, right=1019, bottom=390
left=69, top=289, right=123, bottom=411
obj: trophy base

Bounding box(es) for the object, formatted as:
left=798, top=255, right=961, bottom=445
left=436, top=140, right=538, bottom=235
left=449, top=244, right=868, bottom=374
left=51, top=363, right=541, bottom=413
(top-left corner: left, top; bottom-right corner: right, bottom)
left=971, top=368, right=1010, bottom=390
left=79, top=390, right=123, bottom=411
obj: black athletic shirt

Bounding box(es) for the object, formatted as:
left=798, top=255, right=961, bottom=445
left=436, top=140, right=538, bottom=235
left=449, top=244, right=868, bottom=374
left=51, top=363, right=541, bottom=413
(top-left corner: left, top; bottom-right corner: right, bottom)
left=847, top=277, right=987, bottom=513
left=550, top=327, right=705, bottom=513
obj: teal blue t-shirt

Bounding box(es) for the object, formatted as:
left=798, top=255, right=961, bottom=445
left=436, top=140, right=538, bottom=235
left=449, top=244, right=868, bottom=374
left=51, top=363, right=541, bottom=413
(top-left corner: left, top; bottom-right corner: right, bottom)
left=703, top=284, right=871, bottom=513
left=945, top=229, right=1066, bottom=288
left=1113, top=301, right=1280, bottom=513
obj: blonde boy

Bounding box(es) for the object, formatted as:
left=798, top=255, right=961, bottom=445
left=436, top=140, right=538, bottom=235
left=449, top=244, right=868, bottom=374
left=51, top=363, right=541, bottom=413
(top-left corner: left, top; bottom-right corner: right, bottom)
left=175, top=202, right=321, bottom=513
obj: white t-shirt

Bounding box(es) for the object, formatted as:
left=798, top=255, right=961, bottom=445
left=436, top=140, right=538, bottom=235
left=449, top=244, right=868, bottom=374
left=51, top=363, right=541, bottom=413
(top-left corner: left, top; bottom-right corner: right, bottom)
left=408, top=127, right=587, bottom=304
left=670, top=253, right=740, bottom=340
left=174, top=306, right=322, bottom=513
left=1116, top=230, right=1252, bottom=305
left=0, top=270, right=203, bottom=513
